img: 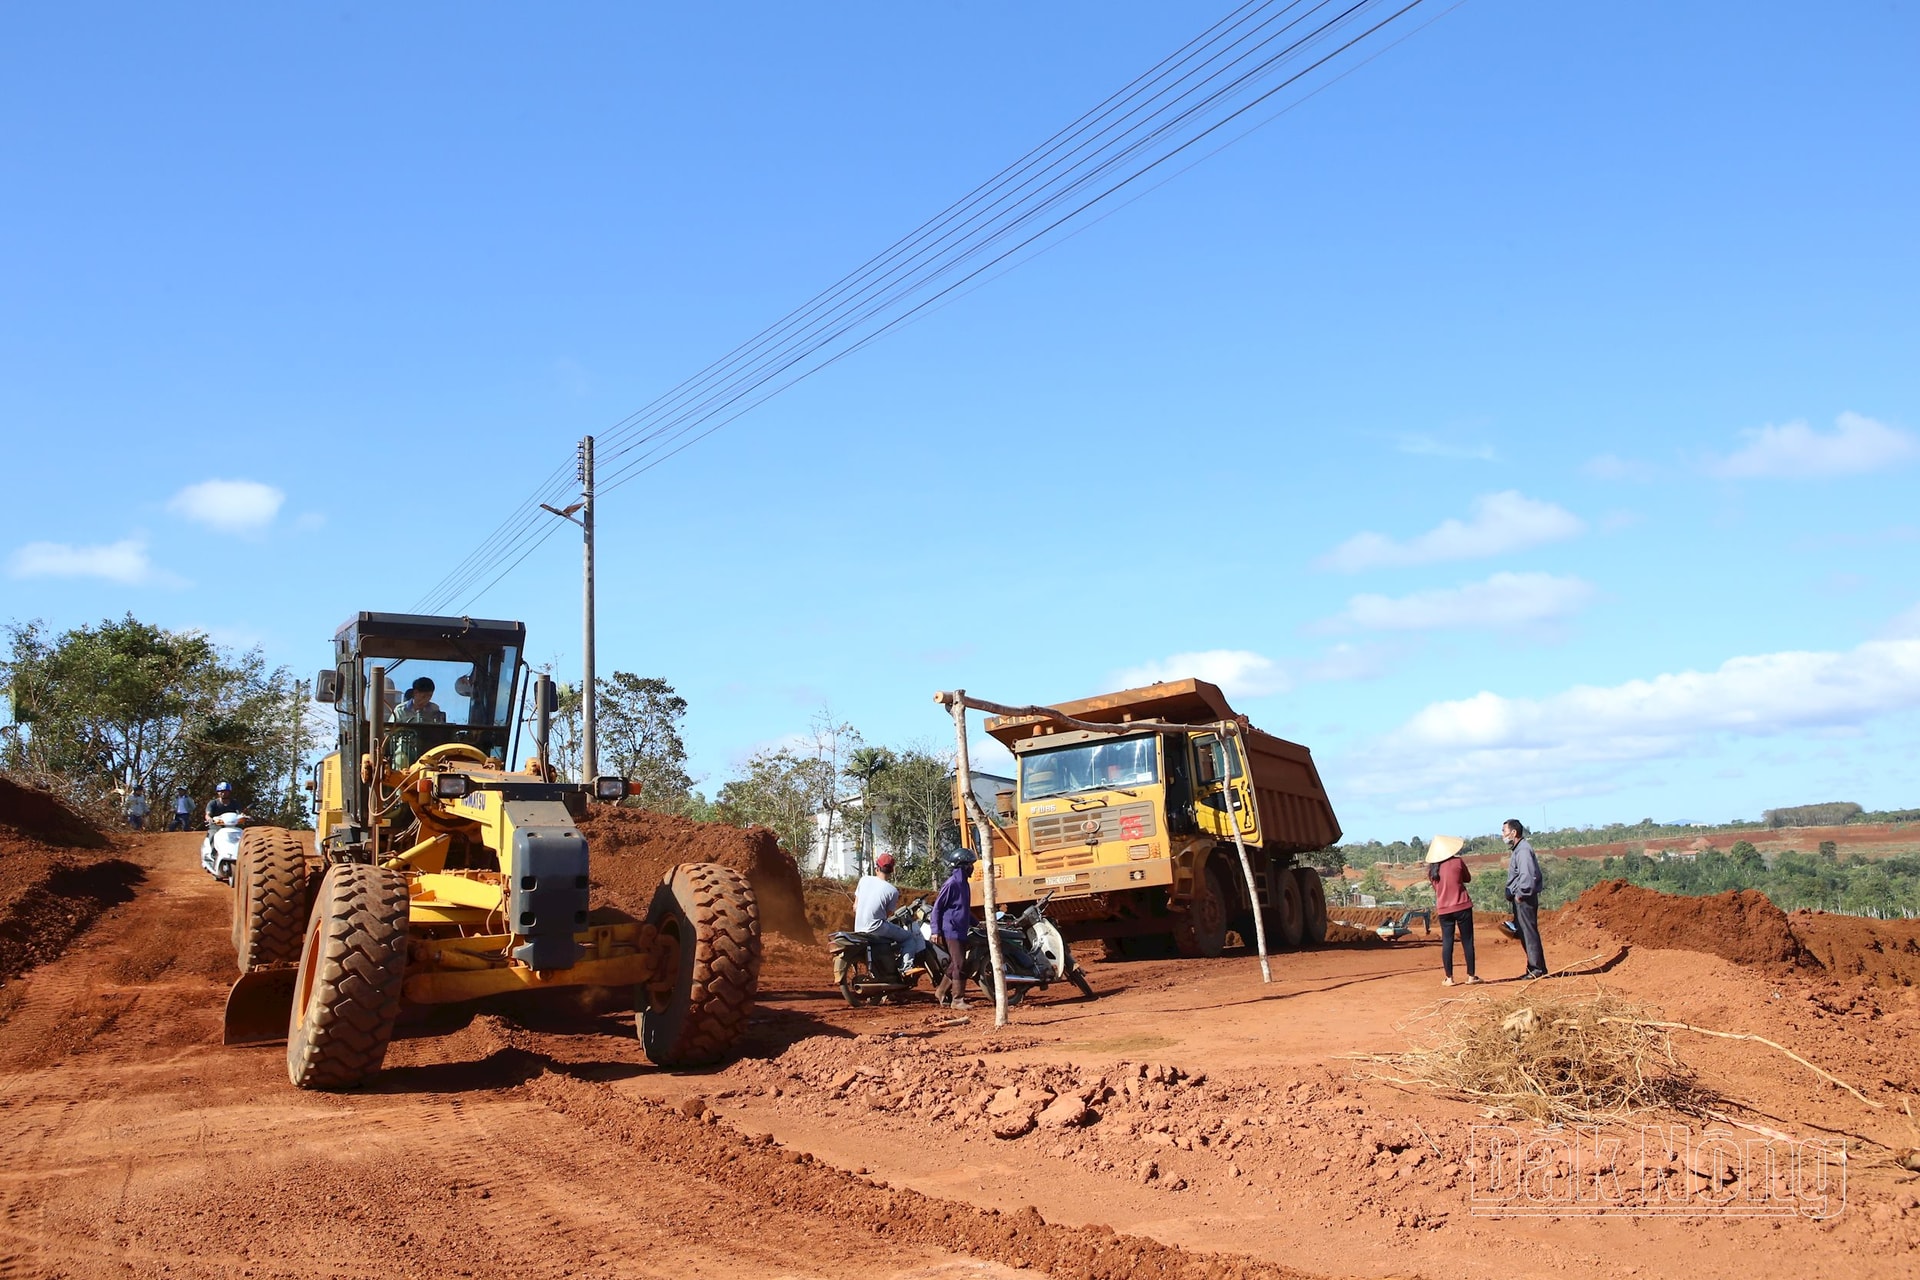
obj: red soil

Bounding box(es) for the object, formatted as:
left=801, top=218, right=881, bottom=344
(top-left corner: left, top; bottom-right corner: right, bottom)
left=579, top=806, right=812, bottom=942
left=1563, top=881, right=1811, bottom=968
left=0, top=774, right=140, bottom=984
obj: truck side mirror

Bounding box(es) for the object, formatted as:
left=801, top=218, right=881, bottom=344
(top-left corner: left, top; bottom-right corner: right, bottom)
left=314, top=669, right=339, bottom=703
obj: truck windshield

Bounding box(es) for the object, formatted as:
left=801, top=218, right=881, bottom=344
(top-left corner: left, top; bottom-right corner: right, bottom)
left=362, top=649, right=519, bottom=729
left=1020, top=736, right=1158, bottom=801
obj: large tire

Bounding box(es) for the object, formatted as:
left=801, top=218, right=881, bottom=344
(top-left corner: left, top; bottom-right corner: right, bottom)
left=639, top=863, right=761, bottom=1067
left=285, top=863, right=409, bottom=1090
left=1294, top=866, right=1329, bottom=946
left=1265, top=865, right=1304, bottom=951
left=1173, top=861, right=1231, bottom=958
left=232, top=826, right=311, bottom=972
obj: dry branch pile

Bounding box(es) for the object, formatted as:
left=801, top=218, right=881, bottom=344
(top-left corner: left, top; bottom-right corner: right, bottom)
left=1367, top=990, right=1705, bottom=1124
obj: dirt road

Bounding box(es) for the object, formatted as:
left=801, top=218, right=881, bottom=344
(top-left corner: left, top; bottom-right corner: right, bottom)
left=2, top=832, right=1915, bottom=1279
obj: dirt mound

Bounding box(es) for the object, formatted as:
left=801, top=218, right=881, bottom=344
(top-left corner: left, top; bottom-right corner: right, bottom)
left=0, top=774, right=108, bottom=848
left=0, top=775, right=137, bottom=984
left=1564, top=881, right=1813, bottom=968
left=580, top=807, right=812, bottom=943
left=1789, top=910, right=1920, bottom=988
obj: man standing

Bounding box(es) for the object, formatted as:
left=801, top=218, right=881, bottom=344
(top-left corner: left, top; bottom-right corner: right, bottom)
left=930, top=849, right=977, bottom=1009
left=852, top=852, right=922, bottom=976
left=170, top=789, right=193, bottom=831
left=1503, top=819, right=1548, bottom=978
left=125, top=786, right=149, bottom=831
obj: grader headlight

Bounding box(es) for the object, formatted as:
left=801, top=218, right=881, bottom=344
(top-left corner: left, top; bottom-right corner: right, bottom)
left=434, top=773, right=473, bottom=800
left=593, top=775, right=628, bottom=802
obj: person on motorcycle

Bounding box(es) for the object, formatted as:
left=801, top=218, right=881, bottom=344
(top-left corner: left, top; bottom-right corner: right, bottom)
left=930, top=849, right=976, bottom=1009
left=853, top=853, right=922, bottom=977
left=205, top=782, right=241, bottom=825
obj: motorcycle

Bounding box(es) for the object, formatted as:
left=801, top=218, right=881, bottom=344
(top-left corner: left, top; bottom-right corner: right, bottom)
left=830, top=898, right=940, bottom=1006
left=200, top=811, right=248, bottom=883
left=939, top=889, right=1095, bottom=1006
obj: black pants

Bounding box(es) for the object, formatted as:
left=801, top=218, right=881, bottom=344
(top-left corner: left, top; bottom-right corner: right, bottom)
left=1513, top=894, right=1547, bottom=974
left=1439, top=909, right=1475, bottom=978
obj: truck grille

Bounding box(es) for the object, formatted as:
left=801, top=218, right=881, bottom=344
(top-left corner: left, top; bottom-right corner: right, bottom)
left=1029, top=801, right=1156, bottom=854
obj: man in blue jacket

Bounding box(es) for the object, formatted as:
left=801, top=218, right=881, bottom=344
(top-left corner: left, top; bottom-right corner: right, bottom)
left=1503, top=819, right=1549, bottom=978
left=930, top=849, right=976, bottom=1009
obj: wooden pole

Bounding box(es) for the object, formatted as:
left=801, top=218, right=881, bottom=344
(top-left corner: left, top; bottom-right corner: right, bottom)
left=1221, top=723, right=1271, bottom=983
left=940, top=691, right=1008, bottom=1027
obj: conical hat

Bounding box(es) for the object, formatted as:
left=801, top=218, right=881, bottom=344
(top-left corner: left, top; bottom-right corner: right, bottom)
left=1425, top=834, right=1465, bottom=864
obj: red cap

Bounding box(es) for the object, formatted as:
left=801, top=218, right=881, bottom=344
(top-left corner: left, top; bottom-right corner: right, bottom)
left=874, top=853, right=896, bottom=872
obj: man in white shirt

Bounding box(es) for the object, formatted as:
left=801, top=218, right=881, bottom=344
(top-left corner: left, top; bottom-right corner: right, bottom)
left=852, top=853, right=922, bottom=971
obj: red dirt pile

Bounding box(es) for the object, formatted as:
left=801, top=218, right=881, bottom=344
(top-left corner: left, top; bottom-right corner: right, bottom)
left=579, top=807, right=812, bottom=943
left=1564, top=881, right=1812, bottom=969
left=0, top=774, right=139, bottom=983
left=1789, top=910, right=1920, bottom=988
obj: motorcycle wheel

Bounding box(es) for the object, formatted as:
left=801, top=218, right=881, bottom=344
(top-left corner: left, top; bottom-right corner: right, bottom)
left=839, top=971, right=869, bottom=1008
left=1069, top=967, right=1095, bottom=1000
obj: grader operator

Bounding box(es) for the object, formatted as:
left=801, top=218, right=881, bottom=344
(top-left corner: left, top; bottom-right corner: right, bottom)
left=223, top=611, right=759, bottom=1090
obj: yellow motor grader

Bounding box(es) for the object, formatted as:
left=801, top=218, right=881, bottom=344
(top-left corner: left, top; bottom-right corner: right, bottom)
left=223, top=611, right=759, bottom=1089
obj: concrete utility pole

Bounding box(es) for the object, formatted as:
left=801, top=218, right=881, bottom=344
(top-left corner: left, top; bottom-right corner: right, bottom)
left=539, top=433, right=597, bottom=781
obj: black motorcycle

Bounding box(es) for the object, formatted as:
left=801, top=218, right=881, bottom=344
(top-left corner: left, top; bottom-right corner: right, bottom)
left=830, top=899, right=939, bottom=1006
left=939, top=890, right=1095, bottom=1005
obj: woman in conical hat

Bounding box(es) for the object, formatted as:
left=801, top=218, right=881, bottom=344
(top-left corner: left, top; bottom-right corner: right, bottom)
left=1425, top=835, right=1482, bottom=987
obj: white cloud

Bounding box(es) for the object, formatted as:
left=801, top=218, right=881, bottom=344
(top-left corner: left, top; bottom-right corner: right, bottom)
left=1706, top=411, right=1917, bottom=479
left=6, top=536, right=184, bottom=586
left=1344, top=636, right=1920, bottom=812
left=1394, top=433, right=1497, bottom=462
left=166, top=479, right=286, bottom=533
left=1114, top=649, right=1291, bottom=699
left=1316, top=491, right=1584, bottom=572
left=1885, top=602, right=1920, bottom=640
left=1327, top=571, right=1597, bottom=631
left=1583, top=454, right=1660, bottom=482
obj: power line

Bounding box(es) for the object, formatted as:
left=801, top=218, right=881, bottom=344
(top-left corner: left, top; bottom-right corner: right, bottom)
left=442, top=0, right=1447, bottom=610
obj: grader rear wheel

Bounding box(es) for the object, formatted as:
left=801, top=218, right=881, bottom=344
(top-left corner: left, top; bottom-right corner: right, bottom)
left=285, top=862, right=409, bottom=1090
left=1293, top=866, right=1329, bottom=946
left=232, top=826, right=312, bottom=972
left=1265, top=866, right=1304, bottom=950
left=639, top=863, right=761, bottom=1067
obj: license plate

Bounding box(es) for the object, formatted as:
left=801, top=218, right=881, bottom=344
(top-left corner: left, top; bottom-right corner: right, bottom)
left=1043, top=874, right=1079, bottom=885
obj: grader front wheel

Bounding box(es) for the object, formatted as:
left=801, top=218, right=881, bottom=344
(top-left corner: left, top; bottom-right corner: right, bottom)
left=232, top=827, right=312, bottom=972
left=285, top=863, right=409, bottom=1090
left=639, top=863, right=761, bottom=1067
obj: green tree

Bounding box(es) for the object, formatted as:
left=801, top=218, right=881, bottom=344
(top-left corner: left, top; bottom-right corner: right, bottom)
left=715, top=747, right=835, bottom=869
left=843, top=744, right=895, bottom=876
left=2, top=614, right=308, bottom=826
left=1356, top=864, right=1389, bottom=898
left=595, top=673, right=693, bottom=811
left=870, top=745, right=956, bottom=888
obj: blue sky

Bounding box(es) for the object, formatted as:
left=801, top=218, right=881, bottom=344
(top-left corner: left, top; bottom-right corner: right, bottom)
left=4, top=2, right=1917, bottom=840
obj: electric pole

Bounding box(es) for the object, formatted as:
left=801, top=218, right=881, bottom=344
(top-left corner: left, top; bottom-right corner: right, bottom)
left=539, top=433, right=597, bottom=782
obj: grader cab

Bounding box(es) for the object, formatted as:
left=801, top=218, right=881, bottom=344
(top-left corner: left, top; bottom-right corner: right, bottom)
left=223, top=611, right=760, bottom=1089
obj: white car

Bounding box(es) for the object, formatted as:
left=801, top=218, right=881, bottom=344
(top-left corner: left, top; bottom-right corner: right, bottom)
left=201, top=812, right=248, bottom=883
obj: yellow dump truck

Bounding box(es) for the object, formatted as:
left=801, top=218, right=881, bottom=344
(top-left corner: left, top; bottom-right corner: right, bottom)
left=973, top=679, right=1340, bottom=958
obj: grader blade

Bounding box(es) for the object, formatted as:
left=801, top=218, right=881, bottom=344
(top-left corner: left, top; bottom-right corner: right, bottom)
left=223, top=967, right=297, bottom=1046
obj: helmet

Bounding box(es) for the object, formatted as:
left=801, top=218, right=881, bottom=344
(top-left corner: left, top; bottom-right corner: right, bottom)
left=874, top=853, right=895, bottom=872
left=215, top=782, right=232, bottom=794
left=948, top=849, right=978, bottom=868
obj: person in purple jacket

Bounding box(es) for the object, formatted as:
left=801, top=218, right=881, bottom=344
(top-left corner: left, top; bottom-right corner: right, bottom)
left=930, top=849, right=977, bottom=1009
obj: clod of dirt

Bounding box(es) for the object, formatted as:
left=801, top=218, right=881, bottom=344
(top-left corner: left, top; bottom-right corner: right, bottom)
left=1563, top=881, right=1814, bottom=969
left=1788, top=909, right=1920, bottom=988
left=0, top=775, right=109, bottom=849
left=580, top=807, right=812, bottom=942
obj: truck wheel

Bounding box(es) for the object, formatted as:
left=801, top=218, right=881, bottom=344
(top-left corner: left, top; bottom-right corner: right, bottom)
left=1265, top=865, right=1304, bottom=950
left=1173, top=862, right=1230, bottom=958
left=639, top=863, right=761, bottom=1067
left=232, top=827, right=311, bottom=972
left=285, top=863, right=409, bottom=1090
left=1294, top=866, right=1329, bottom=945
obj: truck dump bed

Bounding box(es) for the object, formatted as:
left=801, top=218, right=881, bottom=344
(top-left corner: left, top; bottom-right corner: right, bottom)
left=984, top=679, right=1341, bottom=853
